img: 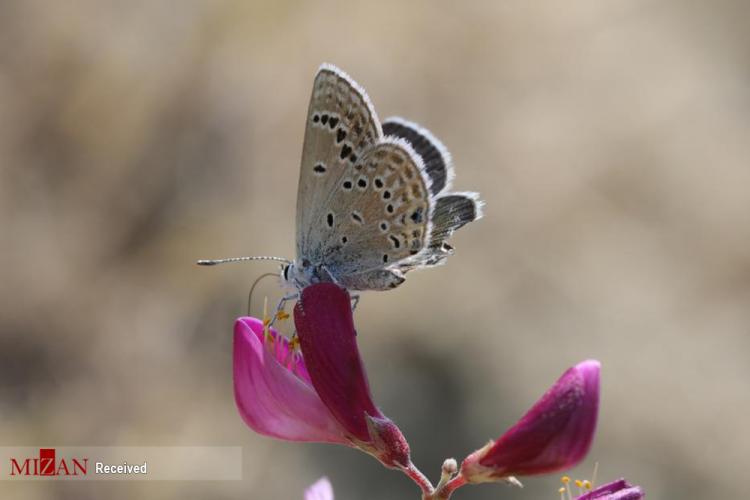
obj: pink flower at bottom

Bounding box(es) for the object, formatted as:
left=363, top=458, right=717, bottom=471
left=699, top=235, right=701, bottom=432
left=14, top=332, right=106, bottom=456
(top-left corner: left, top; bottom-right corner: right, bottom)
left=461, top=360, right=600, bottom=483
left=577, top=479, right=644, bottom=499
left=233, top=283, right=410, bottom=469
left=304, top=476, right=334, bottom=500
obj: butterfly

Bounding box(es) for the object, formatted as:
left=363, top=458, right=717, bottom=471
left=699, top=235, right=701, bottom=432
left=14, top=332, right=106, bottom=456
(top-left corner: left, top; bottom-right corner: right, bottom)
left=199, top=63, right=482, bottom=295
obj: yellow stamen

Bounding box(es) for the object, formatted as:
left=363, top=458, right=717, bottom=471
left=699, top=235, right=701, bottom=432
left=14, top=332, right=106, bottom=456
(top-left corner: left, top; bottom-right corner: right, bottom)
left=558, top=463, right=597, bottom=499
left=563, top=476, right=573, bottom=499
left=289, top=333, right=300, bottom=351
left=276, top=310, right=290, bottom=321
left=575, top=479, right=584, bottom=496
left=262, top=297, right=271, bottom=341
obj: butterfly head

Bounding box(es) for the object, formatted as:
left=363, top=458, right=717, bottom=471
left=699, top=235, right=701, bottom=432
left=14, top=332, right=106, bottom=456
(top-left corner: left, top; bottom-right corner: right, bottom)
left=281, top=259, right=335, bottom=291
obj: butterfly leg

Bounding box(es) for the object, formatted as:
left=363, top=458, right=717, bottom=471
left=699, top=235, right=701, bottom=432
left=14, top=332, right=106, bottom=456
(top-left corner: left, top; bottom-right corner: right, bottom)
left=269, top=292, right=298, bottom=328
left=350, top=294, right=360, bottom=311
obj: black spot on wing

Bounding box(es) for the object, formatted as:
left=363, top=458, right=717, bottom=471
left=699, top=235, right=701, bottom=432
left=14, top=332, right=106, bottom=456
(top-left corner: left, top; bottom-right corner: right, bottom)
left=410, top=207, right=424, bottom=224
left=383, top=119, right=449, bottom=195
left=340, top=144, right=352, bottom=160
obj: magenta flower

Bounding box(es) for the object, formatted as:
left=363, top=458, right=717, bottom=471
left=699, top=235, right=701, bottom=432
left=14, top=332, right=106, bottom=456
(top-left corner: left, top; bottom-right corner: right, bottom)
left=576, top=479, right=644, bottom=500
left=460, top=360, right=600, bottom=483
left=304, top=477, right=334, bottom=500
left=233, top=282, right=410, bottom=469
left=233, top=316, right=346, bottom=444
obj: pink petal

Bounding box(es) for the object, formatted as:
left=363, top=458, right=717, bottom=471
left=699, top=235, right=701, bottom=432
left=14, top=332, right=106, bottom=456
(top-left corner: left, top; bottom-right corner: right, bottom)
left=304, top=476, right=334, bottom=500
left=233, top=317, right=347, bottom=443
left=293, top=283, right=382, bottom=442
left=294, top=283, right=411, bottom=467
left=463, top=360, right=600, bottom=481
left=481, top=360, right=600, bottom=475
left=577, top=479, right=645, bottom=500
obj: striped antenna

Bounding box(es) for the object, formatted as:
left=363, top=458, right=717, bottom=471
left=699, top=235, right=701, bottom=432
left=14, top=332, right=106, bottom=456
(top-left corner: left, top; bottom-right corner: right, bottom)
left=196, top=256, right=291, bottom=266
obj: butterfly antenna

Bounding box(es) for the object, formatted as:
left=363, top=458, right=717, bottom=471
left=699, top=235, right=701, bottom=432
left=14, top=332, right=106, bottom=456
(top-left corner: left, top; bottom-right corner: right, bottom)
left=196, top=256, right=291, bottom=266
left=248, top=272, right=280, bottom=316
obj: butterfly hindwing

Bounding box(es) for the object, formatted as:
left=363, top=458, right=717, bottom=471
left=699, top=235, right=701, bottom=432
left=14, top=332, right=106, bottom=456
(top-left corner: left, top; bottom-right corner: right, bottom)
left=382, top=117, right=453, bottom=196
left=382, top=118, right=481, bottom=270
left=319, top=138, right=433, bottom=289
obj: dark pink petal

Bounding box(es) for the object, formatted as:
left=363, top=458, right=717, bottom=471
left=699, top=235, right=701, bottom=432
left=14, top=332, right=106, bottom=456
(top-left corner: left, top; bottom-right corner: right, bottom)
left=233, top=317, right=347, bottom=443
left=293, top=283, right=382, bottom=441
left=304, top=476, right=334, bottom=500
left=294, top=283, right=410, bottom=467
left=577, top=479, right=645, bottom=500
left=462, top=360, right=600, bottom=482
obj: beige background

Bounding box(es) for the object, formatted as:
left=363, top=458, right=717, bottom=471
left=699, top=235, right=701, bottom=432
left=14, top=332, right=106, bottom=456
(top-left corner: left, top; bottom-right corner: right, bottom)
left=1, top=1, right=748, bottom=498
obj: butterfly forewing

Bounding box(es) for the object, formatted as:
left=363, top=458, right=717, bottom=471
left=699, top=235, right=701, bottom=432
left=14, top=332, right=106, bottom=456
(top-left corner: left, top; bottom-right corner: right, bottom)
left=296, top=65, right=382, bottom=259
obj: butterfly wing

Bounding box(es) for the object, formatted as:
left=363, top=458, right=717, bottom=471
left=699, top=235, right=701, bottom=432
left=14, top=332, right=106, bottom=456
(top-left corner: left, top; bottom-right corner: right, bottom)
left=318, top=138, right=434, bottom=290
left=382, top=117, right=454, bottom=195
left=382, top=118, right=483, bottom=270
left=408, top=191, right=483, bottom=269
left=296, top=64, right=382, bottom=261
left=295, top=65, right=482, bottom=291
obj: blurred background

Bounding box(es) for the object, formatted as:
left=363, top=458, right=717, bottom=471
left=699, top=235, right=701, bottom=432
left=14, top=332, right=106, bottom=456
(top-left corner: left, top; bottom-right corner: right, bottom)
left=1, top=1, right=749, bottom=498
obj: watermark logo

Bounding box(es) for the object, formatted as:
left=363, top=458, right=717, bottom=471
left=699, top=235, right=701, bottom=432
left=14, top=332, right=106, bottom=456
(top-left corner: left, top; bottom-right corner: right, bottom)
left=9, top=448, right=88, bottom=477
left=1, top=447, right=241, bottom=481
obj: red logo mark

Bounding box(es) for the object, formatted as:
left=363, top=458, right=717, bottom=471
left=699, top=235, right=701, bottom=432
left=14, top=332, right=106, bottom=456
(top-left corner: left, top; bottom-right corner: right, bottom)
left=9, top=448, right=88, bottom=476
